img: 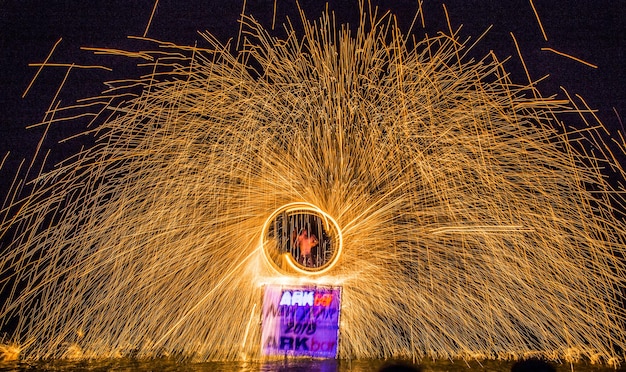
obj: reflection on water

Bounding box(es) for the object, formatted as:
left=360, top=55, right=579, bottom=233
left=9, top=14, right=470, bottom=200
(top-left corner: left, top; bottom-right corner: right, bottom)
left=0, top=358, right=623, bottom=372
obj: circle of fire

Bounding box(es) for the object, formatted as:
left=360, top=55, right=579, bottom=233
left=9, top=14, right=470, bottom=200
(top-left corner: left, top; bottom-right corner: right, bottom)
left=261, top=202, right=343, bottom=276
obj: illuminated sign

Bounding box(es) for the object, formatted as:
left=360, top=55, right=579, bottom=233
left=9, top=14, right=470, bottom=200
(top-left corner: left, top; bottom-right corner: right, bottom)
left=261, top=285, right=341, bottom=358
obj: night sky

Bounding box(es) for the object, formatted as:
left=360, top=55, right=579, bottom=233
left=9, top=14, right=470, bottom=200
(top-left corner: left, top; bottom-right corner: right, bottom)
left=1, top=0, right=624, bottom=193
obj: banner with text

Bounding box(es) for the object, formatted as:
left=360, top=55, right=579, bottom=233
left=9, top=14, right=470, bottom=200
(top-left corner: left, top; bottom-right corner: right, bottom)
left=261, top=284, right=341, bottom=358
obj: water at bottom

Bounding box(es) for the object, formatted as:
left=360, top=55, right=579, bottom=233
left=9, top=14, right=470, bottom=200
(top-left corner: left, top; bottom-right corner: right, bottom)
left=0, top=358, right=624, bottom=372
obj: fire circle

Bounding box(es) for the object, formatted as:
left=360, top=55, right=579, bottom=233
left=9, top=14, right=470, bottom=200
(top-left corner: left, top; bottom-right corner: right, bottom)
left=261, top=203, right=342, bottom=276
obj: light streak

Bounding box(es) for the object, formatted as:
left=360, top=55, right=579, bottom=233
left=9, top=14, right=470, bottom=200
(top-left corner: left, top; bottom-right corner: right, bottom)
left=541, top=47, right=599, bottom=69
left=143, top=0, right=160, bottom=38
left=529, top=0, right=548, bottom=41
left=22, top=38, right=63, bottom=98
left=0, top=4, right=625, bottom=366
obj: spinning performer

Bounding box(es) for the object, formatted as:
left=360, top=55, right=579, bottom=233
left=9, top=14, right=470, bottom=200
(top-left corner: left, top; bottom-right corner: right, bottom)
left=295, top=228, right=319, bottom=267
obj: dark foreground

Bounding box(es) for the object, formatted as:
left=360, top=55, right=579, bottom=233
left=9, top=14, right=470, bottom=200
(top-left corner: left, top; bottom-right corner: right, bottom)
left=0, top=358, right=624, bottom=372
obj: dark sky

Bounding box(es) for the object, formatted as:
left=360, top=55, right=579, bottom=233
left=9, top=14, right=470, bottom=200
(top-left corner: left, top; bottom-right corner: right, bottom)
left=0, top=0, right=624, bottom=192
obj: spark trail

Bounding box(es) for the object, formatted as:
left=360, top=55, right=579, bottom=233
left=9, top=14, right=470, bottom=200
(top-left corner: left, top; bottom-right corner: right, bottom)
left=1, top=4, right=626, bottom=365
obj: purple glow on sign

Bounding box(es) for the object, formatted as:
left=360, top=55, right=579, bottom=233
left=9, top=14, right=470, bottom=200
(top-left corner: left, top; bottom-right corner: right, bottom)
left=261, top=285, right=341, bottom=358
